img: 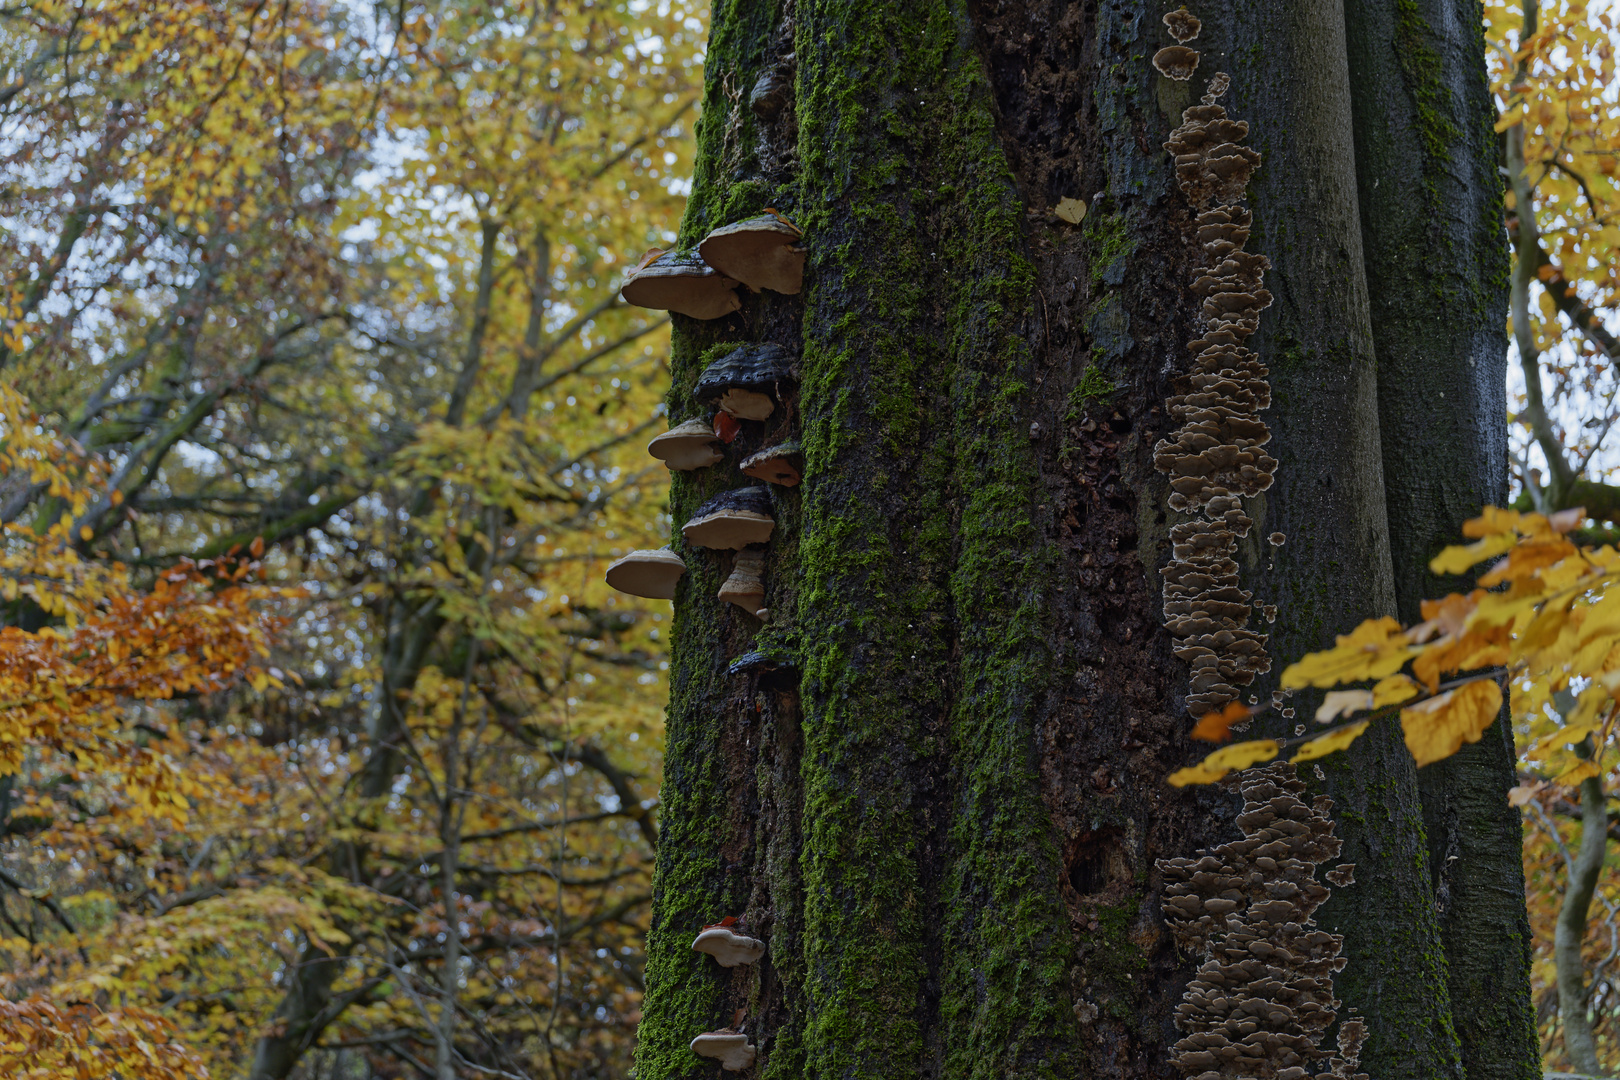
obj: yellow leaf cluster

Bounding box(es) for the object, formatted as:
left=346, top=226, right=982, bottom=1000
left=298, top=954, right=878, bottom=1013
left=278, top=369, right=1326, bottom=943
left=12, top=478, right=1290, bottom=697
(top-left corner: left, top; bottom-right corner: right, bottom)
left=1177, top=506, right=1620, bottom=784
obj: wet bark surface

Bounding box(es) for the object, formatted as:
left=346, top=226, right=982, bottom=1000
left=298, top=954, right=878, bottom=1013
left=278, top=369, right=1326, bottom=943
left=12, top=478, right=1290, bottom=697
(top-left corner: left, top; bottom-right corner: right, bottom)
left=635, top=1, right=1536, bottom=1078
left=1343, top=2, right=1536, bottom=1075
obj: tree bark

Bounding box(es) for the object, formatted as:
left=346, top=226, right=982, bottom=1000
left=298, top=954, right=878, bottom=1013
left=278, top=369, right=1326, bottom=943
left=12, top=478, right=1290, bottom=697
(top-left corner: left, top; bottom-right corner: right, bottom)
left=1342, top=2, right=1538, bottom=1077
left=637, top=1, right=1536, bottom=1077
left=1557, top=772, right=1607, bottom=1076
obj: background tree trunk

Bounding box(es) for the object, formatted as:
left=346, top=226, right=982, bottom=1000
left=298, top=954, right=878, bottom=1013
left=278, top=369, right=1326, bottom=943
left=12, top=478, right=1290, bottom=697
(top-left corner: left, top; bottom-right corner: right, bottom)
left=636, top=1, right=1538, bottom=1077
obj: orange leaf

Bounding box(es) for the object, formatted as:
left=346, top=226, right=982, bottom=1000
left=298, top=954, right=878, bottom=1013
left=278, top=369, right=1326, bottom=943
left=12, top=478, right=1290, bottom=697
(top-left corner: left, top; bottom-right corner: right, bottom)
left=1190, top=701, right=1252, bottom=742
left=1400, top=678, right=1503, bottom=767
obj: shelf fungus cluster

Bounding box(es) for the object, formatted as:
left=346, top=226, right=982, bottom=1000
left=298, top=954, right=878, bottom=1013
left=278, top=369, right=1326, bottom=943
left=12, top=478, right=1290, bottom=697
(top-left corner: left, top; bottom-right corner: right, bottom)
left=686, top=920, right=764, bottom=1069
left=1156, top=764, right=1366, bottom=1080
left=619, top=213, right=805, bottom=320
left=609, top=344, right=801, bottom=612
left=1154, top=63, right=1277, bottom=718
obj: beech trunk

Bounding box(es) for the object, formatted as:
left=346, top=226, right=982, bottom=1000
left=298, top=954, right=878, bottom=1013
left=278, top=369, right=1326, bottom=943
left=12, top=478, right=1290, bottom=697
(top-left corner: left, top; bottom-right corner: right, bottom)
left=636, top=1, right=1536, bottom=1077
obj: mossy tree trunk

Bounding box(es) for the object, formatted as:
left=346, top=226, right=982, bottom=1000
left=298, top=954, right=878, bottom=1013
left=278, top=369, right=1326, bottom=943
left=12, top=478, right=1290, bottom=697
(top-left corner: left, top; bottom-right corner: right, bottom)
left=636, top=1, right=1536, bottom=1078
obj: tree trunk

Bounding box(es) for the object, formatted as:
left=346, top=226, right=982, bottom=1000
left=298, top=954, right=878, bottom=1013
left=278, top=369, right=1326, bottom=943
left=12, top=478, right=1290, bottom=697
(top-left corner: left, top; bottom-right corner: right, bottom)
left=637, top=1, right=1537, bottom=1078
left=1342, top=2, right=1538, bottom=1077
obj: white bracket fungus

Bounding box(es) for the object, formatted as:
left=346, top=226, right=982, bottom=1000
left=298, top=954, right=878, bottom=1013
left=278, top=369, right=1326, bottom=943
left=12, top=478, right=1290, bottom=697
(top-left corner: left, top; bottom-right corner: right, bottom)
left=689, top=1029, right=757, bottom=1071
left=648, top=417, right=726, bottom=471
left=620, top=249, right=742, bottom=320
left=698, top=213, right=806, bottom=295
left=695, top=343, right=798, bottom=422
left=718, top=548, right=767, bottom=616
left=682, top=487, right=776, bottom=550
left=603, top=548, right=687, bottom=600
left=690, top=923, right=767, bottom=967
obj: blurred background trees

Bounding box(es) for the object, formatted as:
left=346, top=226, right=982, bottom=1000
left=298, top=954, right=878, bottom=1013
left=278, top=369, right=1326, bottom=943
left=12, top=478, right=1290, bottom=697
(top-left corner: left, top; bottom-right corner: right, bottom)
left=0, top=1, right=702, bottom=1076
left=1491, top=0, right=1620, bottom=1072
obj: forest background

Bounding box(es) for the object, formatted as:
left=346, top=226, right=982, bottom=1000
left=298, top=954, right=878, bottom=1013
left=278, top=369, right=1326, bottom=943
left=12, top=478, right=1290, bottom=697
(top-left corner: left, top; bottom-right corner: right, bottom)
left=0, top=0, right=1616, bottom=1078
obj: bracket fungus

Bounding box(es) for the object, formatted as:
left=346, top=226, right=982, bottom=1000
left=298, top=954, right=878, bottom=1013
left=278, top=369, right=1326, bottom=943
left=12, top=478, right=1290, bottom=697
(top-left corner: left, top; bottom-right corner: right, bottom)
left=690, top=1030, right=756, bottom=1071
left=1156, top=763, right=1366, bottom=1080
left=682, top=487, right=775, bottom=550
left=1164, top=6, right=1201, bottom=43
left=740, top=441, right=803, bottom=487
left=620, top=249, right=741, bottom=320
left=696, top=343, right=798, bottom=421
left=1154, top=44, right=1201, bottom=81
left=691, top=921, right=767, bottom=967
left=718, top=548, right=767, bottom=616
left=698, top=213, right=806, bottom=295
left=1154, top=66, right=1276, bottom=718
left=648, top=417, right=724, bottom=471
left=604, top=548, right=686, bottom=600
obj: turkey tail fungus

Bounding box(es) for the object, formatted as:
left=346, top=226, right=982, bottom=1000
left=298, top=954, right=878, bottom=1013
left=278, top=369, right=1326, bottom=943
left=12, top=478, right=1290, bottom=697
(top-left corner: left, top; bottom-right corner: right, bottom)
left=1157, top=763, right=1366, bottom=1080
left=1154, top=71, right=1275, bottom=719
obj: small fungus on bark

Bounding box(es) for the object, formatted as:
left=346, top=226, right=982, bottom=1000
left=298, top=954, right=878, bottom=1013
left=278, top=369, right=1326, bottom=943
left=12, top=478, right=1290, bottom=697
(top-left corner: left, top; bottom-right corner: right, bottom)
left=740, top=441, right=803, bottom=487
left=620, top=249, right=741, bottom=320
left=750, top=54, right=794, bottom=119
left=698, top=213, right=806, bottom=295
left=689, top=1030, right=757, bottom=1071
left=1154, top=45, right=1201, bottom=81
left=603, top=548, right=687, bottom=600
left=682, top=487, right=775, bottom=549
left=718, top=548, right=767, bottom=615
left=695, top=343, right=798, bottom=421
left=1157, top=763, right=1367, bottom=1080
left=647, top=417, right=724, bottom=471
left=691, top=923, right=767, bottom=967
left=727, top=649, right=799, bottom=681
left=1164, top=6, right=1201, bottom=42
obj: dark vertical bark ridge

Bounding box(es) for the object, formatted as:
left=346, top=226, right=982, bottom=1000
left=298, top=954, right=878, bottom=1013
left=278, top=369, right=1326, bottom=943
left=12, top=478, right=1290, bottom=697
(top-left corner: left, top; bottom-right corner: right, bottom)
left=793, top=2, right=1078, bottom=1075
left=1222, top=2, right=1463, bottom=1074
left=1342, top=2, right=1537, bottom=1075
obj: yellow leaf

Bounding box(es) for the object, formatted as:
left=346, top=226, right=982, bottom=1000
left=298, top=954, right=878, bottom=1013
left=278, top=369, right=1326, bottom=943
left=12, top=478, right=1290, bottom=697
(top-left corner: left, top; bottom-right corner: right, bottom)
left=1054, top=196, right=1088, bottom=224
left=1558, top=760, right=1602, bottom=786
left=1280, top=616, right=1416, bottom=689
left=1400, top=679, right=1503, bottom=767
left=1507, top=783, right=1543, bottom=807
left=1166, top=739, right=1280, bottom=787
left=1430, top=532, right=1516, bottom=575
left=1462, top=505, right=1523, bottom=537
left=1316, top=689, right=1373, bottom=723
left=1372, top=673, right=1420, bottom=707
left=1291, top=720, right=1371, bottom=763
